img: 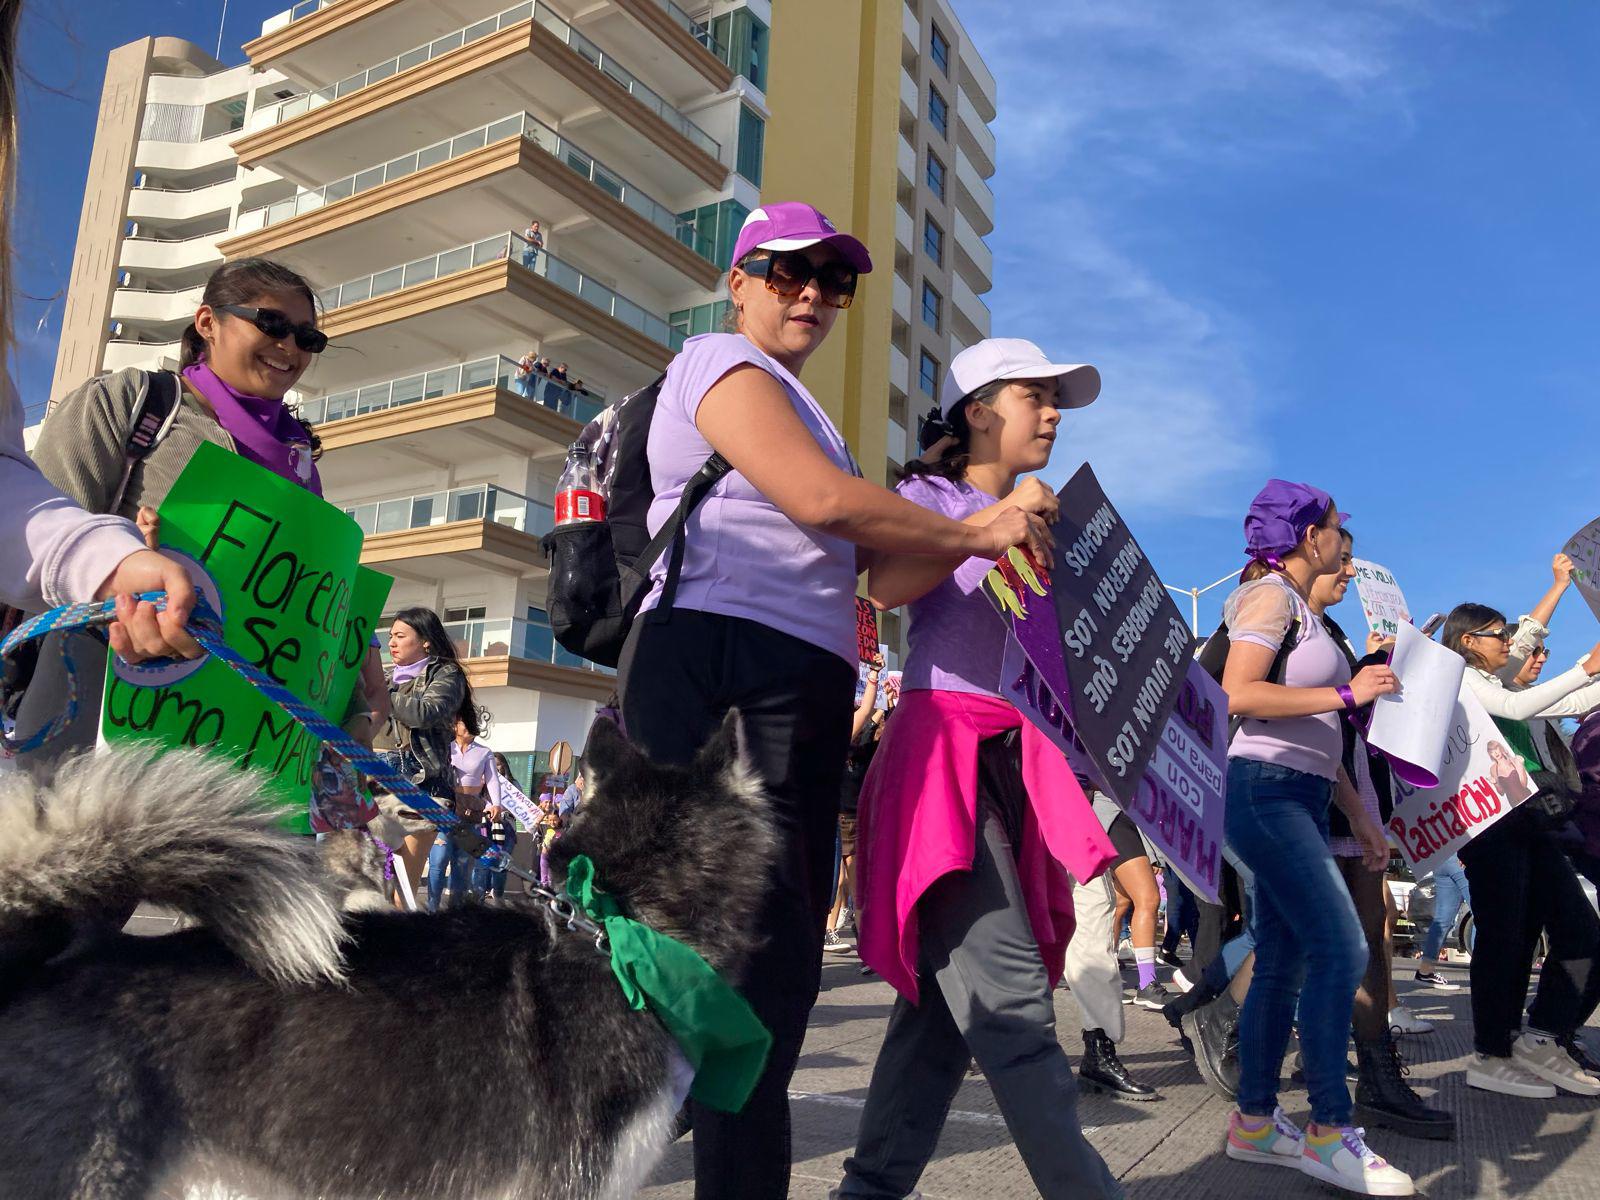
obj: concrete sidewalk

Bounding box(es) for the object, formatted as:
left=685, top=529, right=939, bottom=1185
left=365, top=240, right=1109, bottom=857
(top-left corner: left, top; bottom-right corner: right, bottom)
left=643, top=956, right=1600, bottom=1199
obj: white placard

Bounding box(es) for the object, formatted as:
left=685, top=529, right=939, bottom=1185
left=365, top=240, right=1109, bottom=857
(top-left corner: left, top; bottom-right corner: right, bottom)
left=1564, top=517, right=1600, bottom=624
left=1352, top=558, right=1411, bottom=638
left=1387, top=680, right=1537, bottom=876
left=1365, top=621, right=1467, bottom=788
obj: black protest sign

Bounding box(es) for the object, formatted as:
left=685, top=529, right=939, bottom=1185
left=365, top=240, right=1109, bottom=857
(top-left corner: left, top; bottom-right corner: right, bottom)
left=1049, top=463, right=1193, bottom=810
left=855, top=596, right=880, bottom=663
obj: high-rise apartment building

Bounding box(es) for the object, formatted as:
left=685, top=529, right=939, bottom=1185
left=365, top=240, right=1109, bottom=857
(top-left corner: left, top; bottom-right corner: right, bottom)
left=761, top=0, right=996, bottom=654
left=47, top=38, right=297, bottom=407
left=47, top=0, right=774, bottom=777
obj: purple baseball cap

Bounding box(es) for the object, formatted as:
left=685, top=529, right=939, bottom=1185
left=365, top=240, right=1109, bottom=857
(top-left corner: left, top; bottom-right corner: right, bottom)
left=731, top=202, right=874, bottom=274
left=1243, top=479, right=1349, bottom=561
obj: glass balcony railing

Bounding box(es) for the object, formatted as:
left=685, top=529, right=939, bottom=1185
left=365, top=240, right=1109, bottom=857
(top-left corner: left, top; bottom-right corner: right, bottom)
left=444, top=616, right=613, bottom=674
left=256, top=0, right=719, bottom=157
left=234, top=110, right=716, bottom=263
left=275, top=0, right=339, bottom=25
left=654, top=0, right=727, bottom=59
left=345, top=482, right=553, bottom=540
left=316, top=231, right=686, bottom=353
left=293, top=354, right=604, bottom=428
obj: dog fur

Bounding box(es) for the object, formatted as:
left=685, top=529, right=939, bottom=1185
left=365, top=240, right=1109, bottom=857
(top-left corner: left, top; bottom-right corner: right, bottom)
left=0, top=715, right=773, bottom=1200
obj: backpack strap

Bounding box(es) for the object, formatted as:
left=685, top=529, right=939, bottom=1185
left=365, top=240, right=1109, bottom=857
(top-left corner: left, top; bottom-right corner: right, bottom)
left=623, top=452, right=732, bottom=623
left=108, top=370, right=182, bottom=514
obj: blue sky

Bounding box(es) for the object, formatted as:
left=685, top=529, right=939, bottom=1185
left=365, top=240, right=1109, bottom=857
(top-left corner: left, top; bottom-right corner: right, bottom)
left=16, top=1, right=1600, bottom=652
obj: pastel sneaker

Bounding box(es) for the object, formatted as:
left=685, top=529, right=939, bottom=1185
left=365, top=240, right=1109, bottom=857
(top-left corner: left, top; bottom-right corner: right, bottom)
left=1300, top=1126, right=1415, bottom=1196
left=1225, top=1107, right=1303, bottom=1168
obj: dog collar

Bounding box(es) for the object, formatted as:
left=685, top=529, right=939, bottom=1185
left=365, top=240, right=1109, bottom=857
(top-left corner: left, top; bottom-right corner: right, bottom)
left=564, top=855, right=772, bottom=1113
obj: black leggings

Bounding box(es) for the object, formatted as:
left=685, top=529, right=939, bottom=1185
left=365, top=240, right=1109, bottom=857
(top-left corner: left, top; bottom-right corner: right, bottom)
left=619, top=609, right=854, bottom=1200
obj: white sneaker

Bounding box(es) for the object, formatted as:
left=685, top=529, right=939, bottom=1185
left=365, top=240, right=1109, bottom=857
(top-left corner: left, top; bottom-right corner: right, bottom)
left=1466, top=1053, right=1558, bottom=1098
left=1513, top=1032, right=1600, bottom=1096
left=1300, top=1125, right=1415, bottom=1196
left=1172, top=968, right=1195, bottom=994
left=1117, top=937, right=1135, bottom=964
left=1388, top=1005, right=1433, bottom=1035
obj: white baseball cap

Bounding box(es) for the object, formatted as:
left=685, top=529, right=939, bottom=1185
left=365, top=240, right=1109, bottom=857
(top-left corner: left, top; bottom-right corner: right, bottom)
left=938, top=338, right=1100, bottom=418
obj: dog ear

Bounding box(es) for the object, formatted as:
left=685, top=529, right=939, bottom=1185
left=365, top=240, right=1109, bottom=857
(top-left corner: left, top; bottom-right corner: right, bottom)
left=581, top=717, right=640, bottom=788
left=695, top=708, right=746, bottom=772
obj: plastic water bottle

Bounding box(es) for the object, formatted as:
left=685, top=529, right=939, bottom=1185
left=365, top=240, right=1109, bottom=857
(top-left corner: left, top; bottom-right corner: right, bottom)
left=554, top=443, right=605, bottom=527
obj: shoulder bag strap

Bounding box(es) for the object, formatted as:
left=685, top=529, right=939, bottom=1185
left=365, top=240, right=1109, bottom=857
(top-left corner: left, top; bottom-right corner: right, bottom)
left=623, top=452, right=732, bottom=623
left=108, top=370, right=182, bottom=514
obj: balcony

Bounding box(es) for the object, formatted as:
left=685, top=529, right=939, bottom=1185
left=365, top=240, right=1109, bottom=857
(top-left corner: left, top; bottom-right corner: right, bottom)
left=237, top=1, right=726, bottom=197
left=309, top=231, right=678, bottom=395
left=953, top=148, right=995, bottom=237
left=224, top=111, right=720, bottom=293
left=955, top=88, right=996, bottom=178
left=951, top=272, right=991, bottom=346
left=298, top=354, right=603, bottom=430
left=902, top=1, right=920, bottom=60
left=896, top=133, right=916, bottom=200
left=109, top=285, right=206, bottom=327
left=899, top=67, right=918, bottom=130
left=889, top=344, right=910, bottom=398
left=952, top=207, right=993, bottom=293
left=894, top=201, right=914, bottom=258
left=118, top=232, right=225, bottom=277
left=126, top=178, right=239, bottom=223
left=349, top=481, right=551, bottom=577
left=958, top=39, right=998, bottom=124
left=451, top=617, right=617, bottom=698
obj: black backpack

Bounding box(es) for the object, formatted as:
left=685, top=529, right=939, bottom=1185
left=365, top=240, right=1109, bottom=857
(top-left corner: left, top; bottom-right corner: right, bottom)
left=1195, top=611, right=1300, bottom=740
left=540, top=375, right=731, bottom=669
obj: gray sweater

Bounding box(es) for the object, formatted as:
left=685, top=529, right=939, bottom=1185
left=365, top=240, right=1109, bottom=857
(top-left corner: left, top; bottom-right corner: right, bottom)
left=31, top=367, right=234, bottom=520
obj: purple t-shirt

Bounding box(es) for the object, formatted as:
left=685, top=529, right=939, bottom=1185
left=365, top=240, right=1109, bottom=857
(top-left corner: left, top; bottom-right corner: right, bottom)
left=897, top=474, right=1004, bottom=697
left=640, top=333, right=859, bottom=664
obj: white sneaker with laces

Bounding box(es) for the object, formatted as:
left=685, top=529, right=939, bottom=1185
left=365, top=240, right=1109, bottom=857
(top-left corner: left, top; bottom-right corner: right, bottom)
left=1513, top=1032, right=1600, bottom=1096
left=1172, top=968, right=1194, bottom=994
left=1300, top=1125, right=1415, bottom=1196
left=1388, top=1005, right=1433, bottom=1035
left=1466, top=1053, right=1558, bottom=1098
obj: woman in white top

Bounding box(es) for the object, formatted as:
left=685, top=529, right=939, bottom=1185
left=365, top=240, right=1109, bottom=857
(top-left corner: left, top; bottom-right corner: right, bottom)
left=1443, top=602, right=1600, bottom=1100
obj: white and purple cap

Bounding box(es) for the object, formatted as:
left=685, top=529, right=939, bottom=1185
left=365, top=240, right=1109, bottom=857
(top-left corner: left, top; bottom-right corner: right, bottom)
left=731, top=202, right=874, bottom=274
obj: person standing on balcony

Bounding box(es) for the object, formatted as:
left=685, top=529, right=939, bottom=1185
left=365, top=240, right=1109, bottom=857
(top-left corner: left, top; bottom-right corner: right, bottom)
left=618, top=202, right=1051, bottom=1200
left=18, top=257, right=334, bottom=770
left=515, top=350, right=539, bottom=399
left=550, top=361, right=570, bottom=383
left=522, top=219, right=544, bottom=270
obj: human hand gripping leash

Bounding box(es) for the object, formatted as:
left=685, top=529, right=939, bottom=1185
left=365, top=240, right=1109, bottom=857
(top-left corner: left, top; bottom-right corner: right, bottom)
left=0, top=591, right=607, bottom=952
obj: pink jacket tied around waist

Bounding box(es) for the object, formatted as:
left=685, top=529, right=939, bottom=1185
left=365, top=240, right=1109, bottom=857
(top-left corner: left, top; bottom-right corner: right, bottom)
left=855, top=688, right=1118, bottom=1003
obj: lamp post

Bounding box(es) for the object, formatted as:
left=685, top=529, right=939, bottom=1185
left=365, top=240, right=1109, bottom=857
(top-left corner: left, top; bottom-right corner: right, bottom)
left=1165, top=569, right=1239, bottom=634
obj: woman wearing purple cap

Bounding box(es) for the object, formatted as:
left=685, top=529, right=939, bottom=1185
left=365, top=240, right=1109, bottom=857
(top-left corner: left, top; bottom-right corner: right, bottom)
left=1216, top=480, right=1416, bottom=1196
left=618, top=203, right=1052, bottom=1199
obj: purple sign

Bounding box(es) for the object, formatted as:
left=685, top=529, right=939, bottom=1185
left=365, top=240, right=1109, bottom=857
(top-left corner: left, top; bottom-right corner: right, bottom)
left=1003, top=633, right=1227, bottom=902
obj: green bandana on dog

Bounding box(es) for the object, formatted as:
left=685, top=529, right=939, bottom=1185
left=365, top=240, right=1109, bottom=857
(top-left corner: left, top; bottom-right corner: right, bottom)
left=564, top=855, right=772, bottom=1112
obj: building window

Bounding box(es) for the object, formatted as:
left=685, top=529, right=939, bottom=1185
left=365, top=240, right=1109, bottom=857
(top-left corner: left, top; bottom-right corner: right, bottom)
left=710, top=9, right=770, bottom=91
left=919, top=350, right=939, bottom=398
left=671, top=300, right=733, bottom=340
left=923, top=216, right=944, bottom=265
left=736, top=106, right=766, bottom=186
left=921, top=283, right=941, bottom=332
left=926, top=151, right=946, bottom=201
left=928, top=86, right=948, bottom=139
left=677, top=198, right=751, bottom=268
left=930, top=25, right=950, bottom=75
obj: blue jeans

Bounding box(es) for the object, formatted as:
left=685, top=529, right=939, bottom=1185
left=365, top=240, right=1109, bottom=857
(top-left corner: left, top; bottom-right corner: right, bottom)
left=1225, top=759, right=1366, bottom=1125
left=521, top=247, right=538, bottom=270
left=473, top=862, right=507, bottom=898
left=427, top=832, right=480, bottom=912
left=1421, top=858, right=1470, bottom=962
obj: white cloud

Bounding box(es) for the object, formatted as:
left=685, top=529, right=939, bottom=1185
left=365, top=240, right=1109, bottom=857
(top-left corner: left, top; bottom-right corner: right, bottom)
left=953, top=0, right=1495, bottom=516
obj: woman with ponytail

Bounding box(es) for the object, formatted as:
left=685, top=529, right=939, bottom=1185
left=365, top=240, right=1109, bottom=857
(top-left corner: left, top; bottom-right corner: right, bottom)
left=0, top=0, right=195, bottom=661
left=20, top=257, right=334, bottom=766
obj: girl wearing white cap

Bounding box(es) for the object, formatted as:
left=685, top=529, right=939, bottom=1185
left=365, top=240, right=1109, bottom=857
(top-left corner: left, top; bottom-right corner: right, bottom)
left=832, top=339, right=1124, bottom=1200
left=618, top=207, right=1052, bottom=1199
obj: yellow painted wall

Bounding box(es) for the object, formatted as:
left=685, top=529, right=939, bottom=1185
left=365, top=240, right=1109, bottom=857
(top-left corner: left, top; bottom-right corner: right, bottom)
left=762, top=0, right=899, bottom=485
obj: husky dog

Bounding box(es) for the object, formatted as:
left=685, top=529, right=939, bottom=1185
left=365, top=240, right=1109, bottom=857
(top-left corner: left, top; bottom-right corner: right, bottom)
left=0, top=715, right=772, bottom=1200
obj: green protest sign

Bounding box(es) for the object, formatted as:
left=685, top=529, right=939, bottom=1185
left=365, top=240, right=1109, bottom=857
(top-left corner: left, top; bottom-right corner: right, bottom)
left=102, top=441, right=392, bottom=830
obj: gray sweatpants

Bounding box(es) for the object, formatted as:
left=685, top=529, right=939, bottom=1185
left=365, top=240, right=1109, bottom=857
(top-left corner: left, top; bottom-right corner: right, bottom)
left=837, top=798, right=1122, bottom=1199
left=1064, top=870, right=1125, bottom=1040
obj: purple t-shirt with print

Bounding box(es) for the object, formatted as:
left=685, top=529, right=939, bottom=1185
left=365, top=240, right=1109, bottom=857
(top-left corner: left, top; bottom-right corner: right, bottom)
left=639, top=333, right=859, bottom=664
left=897, top=473, right=1004, bottom=697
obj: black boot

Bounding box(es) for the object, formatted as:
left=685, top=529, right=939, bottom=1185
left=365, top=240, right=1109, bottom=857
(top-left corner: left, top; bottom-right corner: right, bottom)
left=1182, top=992, right=1239, bottom=1102
left=1353, top=1034, right=1455, bottom=1141
left=1079, top=1029, right=1161, bottom=1101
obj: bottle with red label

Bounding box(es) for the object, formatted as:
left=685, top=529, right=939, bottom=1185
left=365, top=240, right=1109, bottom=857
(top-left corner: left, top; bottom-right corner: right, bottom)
left=554, top=442, right=606, bottom=527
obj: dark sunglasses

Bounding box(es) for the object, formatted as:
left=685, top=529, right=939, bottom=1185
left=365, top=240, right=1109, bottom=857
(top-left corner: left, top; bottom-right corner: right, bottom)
left=1466, top=626, right=1514, bottom=643
left=739, top=251, right=858, bottom=309
left=1530, top=644, right=1551, bottom=658
left=217, top=304, right=328, bottom=354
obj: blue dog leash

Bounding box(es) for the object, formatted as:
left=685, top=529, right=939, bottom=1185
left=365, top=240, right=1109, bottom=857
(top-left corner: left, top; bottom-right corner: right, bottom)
left=0, top=593, right=566, bottom=906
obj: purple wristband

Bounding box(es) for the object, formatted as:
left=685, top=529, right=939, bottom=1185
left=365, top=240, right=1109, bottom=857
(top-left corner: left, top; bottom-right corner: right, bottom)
left=1337, top=684, right=1357, bottom=711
